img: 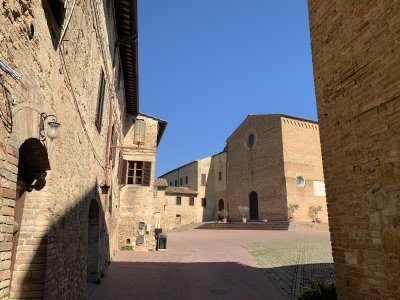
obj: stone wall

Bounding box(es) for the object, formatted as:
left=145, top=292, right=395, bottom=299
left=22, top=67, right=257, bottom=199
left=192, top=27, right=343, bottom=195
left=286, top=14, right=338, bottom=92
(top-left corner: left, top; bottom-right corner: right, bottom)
left=0, top=0, right=125, bottom=298
left=281, top=117, right=327, bottom=222
left=309, top=1, right=400, bottom=298
left=162, top=193, right=198, bottom=231
left=208, top=152, right=227, bottom=218
left=162, top=161, right=199, bottom=190
left=160, top=158, right=213, bottom=222
left=118, top=116, right=162, bottom=250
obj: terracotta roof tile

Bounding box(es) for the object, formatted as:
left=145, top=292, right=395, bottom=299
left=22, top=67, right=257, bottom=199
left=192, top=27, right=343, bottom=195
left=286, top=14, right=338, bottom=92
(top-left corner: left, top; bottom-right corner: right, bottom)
left=165, top=187, right=198, bottom=196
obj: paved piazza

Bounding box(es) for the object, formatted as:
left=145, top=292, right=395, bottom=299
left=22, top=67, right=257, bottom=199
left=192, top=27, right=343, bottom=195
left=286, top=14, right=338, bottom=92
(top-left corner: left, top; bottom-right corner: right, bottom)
left=89, top=228, right=334, bottom=300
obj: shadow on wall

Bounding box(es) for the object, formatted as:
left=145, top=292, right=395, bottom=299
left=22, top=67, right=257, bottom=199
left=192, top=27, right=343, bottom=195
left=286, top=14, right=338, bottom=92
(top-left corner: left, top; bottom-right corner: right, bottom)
left=88, top=261, right=335, bottom=300
left=16, top=185, right=111, bottom=299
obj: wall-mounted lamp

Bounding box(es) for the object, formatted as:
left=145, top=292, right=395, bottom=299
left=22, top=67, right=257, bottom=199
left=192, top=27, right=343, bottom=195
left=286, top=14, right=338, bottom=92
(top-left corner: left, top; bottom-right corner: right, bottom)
left=39, top=113, right=60, bottom=143
left=100, top=182, right=110, bottom=194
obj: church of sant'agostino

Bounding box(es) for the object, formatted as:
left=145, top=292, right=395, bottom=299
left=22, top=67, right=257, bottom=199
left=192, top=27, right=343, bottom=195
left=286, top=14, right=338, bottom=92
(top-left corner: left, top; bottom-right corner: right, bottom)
left=160, top=114, right=327, bottom=224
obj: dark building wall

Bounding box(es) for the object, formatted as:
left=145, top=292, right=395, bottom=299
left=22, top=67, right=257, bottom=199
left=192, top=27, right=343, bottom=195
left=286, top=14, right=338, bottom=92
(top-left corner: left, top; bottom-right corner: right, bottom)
left=309, top=1, right=400, bottom=298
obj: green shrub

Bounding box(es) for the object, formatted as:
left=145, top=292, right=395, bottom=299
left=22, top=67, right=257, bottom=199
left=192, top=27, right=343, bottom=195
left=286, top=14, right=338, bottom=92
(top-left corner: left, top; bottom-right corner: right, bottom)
left=288, top=203, right=300, bottom=219
left=308, top=205, right=322, bottom=222
left=217, top=209, right=229, bottom=218
left=120, top=245, right=134, bottom=251
left=297, top=282, right=337, bottom=300
left=238, top=205, right=249, bottom=219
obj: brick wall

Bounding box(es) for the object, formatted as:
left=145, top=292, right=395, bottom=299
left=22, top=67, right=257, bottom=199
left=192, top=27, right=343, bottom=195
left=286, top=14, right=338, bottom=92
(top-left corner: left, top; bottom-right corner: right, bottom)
left=227, top=115, right=287, bottom=221
left=0, top=0, right=125, bottom=298
left=309, top=1, right=400, bottom=298
left=281, top=117, right=327, bottom=222
left=0, top=143, right=18, bottom=298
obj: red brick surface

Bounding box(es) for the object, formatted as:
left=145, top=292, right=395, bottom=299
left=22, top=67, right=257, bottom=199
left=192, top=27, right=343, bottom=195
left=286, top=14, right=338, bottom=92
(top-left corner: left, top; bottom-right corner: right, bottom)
left=89, top=229, right=308, bottom=300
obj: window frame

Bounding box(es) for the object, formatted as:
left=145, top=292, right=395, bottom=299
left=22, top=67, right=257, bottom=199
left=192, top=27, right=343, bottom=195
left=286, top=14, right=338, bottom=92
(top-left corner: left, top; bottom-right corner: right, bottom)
left=176, top=196, right=182, bottom=206
left=126, top=161, right=143, bottom=185
left=201, top=198, right=207, bottom=207
left=189, top=197, right=194, bottom=206
left=201, top=174, right=206, bottom=186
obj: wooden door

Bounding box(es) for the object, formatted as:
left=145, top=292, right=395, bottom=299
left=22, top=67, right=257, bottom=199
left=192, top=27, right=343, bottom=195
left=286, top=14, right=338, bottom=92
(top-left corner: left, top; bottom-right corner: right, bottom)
left=249, top=192, right=259, bottom=220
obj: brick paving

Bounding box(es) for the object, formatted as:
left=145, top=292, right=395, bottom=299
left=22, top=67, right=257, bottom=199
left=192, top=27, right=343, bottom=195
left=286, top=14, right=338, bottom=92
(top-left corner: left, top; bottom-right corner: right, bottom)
left=242, top=233, right=334, bottom=299
left=88, top=229, right=333, bottom=300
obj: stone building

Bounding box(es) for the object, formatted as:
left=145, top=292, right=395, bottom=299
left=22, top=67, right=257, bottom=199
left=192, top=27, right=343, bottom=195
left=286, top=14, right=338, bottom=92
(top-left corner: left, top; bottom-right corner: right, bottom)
left=227, top=114, right=326, bottom=222
left=208, top=151, right=227, bottom=217
left=160, top=157, right=215, bottom=221
left=118, top=113, right=167, bottom=250
left=309, top=1, right=400, bottom=298
left=0, top=0, right=141, bottom=298
left=161, top=186, right=198, bottom=231
left=160, top=114, right=326, bottom=224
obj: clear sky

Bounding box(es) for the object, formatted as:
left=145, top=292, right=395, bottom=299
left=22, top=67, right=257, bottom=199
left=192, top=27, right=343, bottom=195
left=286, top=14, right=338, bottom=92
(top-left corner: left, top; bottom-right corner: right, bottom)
left=137, top=1, right=317, bottom=177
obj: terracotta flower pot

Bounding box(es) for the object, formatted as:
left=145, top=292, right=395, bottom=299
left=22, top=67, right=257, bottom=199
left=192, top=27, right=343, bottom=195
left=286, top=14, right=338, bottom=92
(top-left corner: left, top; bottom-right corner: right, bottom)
left=242, top=217, right=247, bottom=223
left=222, top=218, right=227, bottom=223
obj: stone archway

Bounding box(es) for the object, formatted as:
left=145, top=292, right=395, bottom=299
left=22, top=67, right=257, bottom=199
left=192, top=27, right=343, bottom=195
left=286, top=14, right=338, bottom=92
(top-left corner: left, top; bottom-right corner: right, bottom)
left=87, top=199, right=100, bottom=283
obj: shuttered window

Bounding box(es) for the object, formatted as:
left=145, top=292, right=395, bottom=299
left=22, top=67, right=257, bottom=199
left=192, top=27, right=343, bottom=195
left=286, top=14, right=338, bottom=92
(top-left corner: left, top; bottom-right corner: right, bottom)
left=176, top=197, right=182, bottom=206
left=189, top=197, right=194, bottom=206
left=110, top=125, right=117, bottom=168
left=95, top=69, right=106, bottom=132
left=119, top=160, right=151, bottom=186
left=142, top=162, right=152, bottom=186
left=118, top=156, right=127, bottom=185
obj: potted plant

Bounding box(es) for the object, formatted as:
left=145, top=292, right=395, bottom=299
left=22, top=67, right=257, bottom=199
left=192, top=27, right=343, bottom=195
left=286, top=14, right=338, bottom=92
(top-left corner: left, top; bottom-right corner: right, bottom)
left=217, top=209, right=229, bottom=223
left=287, top=203, right=299, bottom=220
left=238, top=205, right=249, bottom=223
left=308, top=205, right=322, bottom=222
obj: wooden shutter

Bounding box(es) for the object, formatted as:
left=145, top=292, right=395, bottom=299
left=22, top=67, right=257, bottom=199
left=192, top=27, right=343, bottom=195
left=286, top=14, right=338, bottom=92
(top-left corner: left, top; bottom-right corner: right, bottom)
left=95, top=69, right=106, bottom=131
left=112, top=132, right=117, bottom=168
left=142, top=161, right=152, bottom=186
left=118, top=156, right=127, bottom=185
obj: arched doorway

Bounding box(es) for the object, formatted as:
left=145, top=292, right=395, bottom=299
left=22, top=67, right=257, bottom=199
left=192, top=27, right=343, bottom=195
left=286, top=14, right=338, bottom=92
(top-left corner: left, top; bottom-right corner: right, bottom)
left=249, top=192, right=259, bottom=220
left=87, top=199, right=99, bottom=283
left=218, top=199, right=224, bottom=211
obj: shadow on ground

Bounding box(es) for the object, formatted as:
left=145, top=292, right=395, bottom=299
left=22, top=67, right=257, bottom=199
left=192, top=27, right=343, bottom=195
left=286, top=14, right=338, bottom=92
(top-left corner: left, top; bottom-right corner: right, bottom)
left=88, top=261, right=335, bottom=300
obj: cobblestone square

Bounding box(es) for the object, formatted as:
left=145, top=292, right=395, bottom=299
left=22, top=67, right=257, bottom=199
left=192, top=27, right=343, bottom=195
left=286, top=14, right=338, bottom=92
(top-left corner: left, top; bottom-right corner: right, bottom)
left=89, top=228, right=333, bottom=300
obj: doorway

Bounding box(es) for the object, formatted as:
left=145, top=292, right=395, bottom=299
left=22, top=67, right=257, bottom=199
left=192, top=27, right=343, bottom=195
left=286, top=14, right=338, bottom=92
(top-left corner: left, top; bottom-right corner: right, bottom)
left=249, top=192, right=259, bottom=220
left=218, top=199, right=224, bottom=211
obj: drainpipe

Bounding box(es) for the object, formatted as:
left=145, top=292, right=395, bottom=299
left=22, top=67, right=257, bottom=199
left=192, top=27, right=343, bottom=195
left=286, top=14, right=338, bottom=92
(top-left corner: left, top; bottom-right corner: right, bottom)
left=104, top=50, right=118, bottom=205
left=59, top=0, right=78, bottom=45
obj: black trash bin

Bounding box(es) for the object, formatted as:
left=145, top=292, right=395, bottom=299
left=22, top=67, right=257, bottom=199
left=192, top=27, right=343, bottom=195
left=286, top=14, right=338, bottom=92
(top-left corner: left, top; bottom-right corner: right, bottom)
left=154, top=228, right=163, bottom=239
left=156, top=233, right=167, bottom=251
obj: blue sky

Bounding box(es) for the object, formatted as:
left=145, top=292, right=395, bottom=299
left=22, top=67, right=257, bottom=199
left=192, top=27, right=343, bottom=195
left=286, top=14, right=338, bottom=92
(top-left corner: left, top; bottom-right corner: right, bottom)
left=137, top=1, right=317, bottom=177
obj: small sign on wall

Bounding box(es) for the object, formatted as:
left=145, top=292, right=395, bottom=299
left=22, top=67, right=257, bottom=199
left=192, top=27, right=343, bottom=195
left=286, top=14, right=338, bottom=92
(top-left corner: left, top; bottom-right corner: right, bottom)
left=313, top=181, right=326, bottom=196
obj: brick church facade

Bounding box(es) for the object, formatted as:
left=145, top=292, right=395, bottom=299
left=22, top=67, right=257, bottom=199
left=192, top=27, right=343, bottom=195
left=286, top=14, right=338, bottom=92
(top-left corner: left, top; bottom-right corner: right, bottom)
left=160, top=114, right=327, bottom=224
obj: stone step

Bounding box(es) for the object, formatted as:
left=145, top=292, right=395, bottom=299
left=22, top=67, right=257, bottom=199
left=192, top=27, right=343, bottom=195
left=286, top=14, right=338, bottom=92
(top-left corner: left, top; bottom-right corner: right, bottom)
left=196, top=221, right=290, bottom=231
